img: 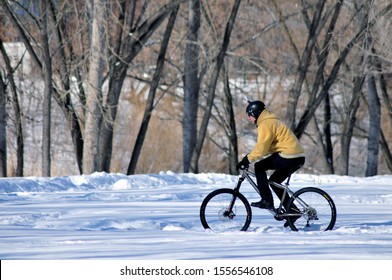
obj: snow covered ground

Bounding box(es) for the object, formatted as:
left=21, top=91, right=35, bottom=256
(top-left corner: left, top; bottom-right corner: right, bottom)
left=0, top=171, right=392, bottom=260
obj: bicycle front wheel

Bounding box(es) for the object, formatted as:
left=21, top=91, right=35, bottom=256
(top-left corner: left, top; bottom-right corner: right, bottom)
left=200, top=188, right=252, bottom=232
left=286, top=187, right=337, bottom=232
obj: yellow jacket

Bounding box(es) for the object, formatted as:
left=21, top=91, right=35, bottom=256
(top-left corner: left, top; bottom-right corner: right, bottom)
left=247, top=109, right=305, bottom=162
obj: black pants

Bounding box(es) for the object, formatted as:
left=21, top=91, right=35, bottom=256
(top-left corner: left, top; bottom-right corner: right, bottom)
left=254, top=153, right=305, bottom=209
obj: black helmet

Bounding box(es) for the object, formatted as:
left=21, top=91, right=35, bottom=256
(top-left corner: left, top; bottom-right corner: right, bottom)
left=246, top=100, right=265, bottom=120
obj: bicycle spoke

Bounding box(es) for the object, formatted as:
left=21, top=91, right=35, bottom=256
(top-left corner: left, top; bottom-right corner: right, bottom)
left=288, top=187, right=336, bottom=231
left=200, top=189, right=251, bottom=232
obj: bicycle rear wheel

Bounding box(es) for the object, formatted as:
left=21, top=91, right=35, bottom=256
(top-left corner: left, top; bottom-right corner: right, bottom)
left=286, top=187, right=336, bottom=231
left=200, top=188, right=252, bottom=232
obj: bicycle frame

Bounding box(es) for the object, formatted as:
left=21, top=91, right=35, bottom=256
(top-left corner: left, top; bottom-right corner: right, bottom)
left=235, top=169, right=304, bottom=218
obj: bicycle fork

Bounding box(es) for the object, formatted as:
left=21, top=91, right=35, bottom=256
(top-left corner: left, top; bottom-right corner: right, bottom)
left=225, top=175, right=246, bottom=219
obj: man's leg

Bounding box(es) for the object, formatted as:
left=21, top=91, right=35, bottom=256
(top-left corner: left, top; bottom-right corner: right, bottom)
left=253, top=155, right=275, bottom=207
left=269, top=169, right=291, bottom=208
left=269, top=156, right=305, bottom=210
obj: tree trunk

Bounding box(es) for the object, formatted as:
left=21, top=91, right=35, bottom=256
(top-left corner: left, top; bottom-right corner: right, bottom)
left=222, top=66, right=238, bottom=175
left=0, top=71, right=6, bottom=177
left=83, top=0, right=106, bottom=174
left=0, top=40, right=24, bottom=176
left=183, top=0, right=201, bottom=173
left=365, top=72, right=380, bottom=176
left=323, top=93, right=334, bottom=173
left=380, top=131, right=392, bottom=172
left=365, top=41, right=381, bottom=176
left=363, top=1, right=381, bottom=176
left=340, top=75, right=363, bottom=175
left=127, top=7, right=179, bottom=175
left=40, top=0, right=53, bottom=177
left=376, top=58, right=392, bottom=172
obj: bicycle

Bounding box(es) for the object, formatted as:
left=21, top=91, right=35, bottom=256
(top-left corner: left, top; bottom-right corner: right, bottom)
left=200, top=168, right=337, bottom=232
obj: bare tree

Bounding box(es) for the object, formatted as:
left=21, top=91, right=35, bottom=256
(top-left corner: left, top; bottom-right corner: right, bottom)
left=190, top=0, right=242, bottom=173
left=183, top=0, right=201, bottom=173
left=365, top=48, right=381, bottom=176
left=377, top=59, right=392, bottom=172
left=47, top=0, right=84, bottom=174
left=222, top=64, right=238, bottom=174
left=198, top=1, right=239, bottom=174
left=340, top=73, right=363, bottom=175
left=40, top=0, right=53, bottom=176
left=1, top=0, right=54, bottom=176
left=127, top=6, right=179, bottom=175
left=339, top=1, right=367, bottom=175
left=298, top=0, right=344, bottom=173
left=0, top=39, right=24, bottom=176
left=82, top=0, right=106, bottom=174
left=0, top=69, right=6, bottom=176
left=285, top=0, right=327, bottom=130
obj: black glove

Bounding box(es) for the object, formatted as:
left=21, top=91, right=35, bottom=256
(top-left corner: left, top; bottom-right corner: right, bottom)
left=236, top=156, right=250, bottom=170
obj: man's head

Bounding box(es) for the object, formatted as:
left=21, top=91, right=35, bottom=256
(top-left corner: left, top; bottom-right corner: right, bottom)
left=246, top=100, right=265, bottom=122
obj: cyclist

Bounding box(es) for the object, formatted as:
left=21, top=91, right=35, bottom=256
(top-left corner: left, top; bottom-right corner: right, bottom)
left=236, top=100, right=305, bottom=226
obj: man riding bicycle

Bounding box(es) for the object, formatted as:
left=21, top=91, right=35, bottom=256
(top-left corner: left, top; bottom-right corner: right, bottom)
left=236, top=100, right=305, bottom=226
